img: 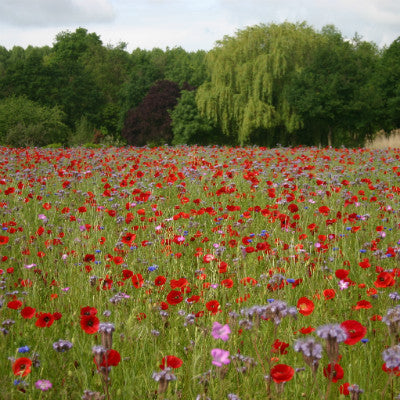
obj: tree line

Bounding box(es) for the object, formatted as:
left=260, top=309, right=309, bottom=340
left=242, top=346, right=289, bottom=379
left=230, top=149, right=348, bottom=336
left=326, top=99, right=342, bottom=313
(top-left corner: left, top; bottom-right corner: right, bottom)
left=0, top=23, right=399, bottom=148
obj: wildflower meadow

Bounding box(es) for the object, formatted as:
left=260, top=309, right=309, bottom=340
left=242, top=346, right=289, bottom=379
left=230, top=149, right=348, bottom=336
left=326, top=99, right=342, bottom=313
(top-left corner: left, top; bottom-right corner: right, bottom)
left=1, top=145, right=400, bottom=400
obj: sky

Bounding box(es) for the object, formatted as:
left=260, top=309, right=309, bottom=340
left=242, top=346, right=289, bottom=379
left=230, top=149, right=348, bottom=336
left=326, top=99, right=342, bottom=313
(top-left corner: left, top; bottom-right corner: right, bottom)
left=0, top=0, right=399, bottom=52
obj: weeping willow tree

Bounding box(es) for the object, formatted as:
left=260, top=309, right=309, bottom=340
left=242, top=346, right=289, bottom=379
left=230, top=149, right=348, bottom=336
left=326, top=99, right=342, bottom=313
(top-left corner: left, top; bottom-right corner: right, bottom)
left=196, top=22, right=318, bottom=145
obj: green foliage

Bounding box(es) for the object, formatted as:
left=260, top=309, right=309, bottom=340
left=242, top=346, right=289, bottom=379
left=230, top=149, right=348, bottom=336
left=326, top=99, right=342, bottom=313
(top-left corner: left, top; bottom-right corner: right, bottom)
left=0, top=96, right=68, bottom=146
left=68, top=116, right=94, bottom=146
left=380, top=37, right=400, bottom=130
left=43, top=28, right=107, bottom=128
left=164, top=47, right=208, bottom=87
left=171, top=90, right=224, bottom=145
left=286, top=27, right=383, bottom=146
left=197, top=22, right=318, bottom=145
left=0, top=25, right=399, bottom=147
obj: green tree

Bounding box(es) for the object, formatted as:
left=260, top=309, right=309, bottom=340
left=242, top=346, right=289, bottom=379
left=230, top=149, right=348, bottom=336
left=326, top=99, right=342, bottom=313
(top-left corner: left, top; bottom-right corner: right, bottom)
left=164, top=47, right=208, bottom=87
left=171, top=90, right=223, bottom=145
left=380, top=37, right=400, bottom=131
left=286, top=26, right=382, bottom=146
left=44, top=28, right=106, bottom=128
left=196, top=22, right=318, bottom=146
left=0, top=96, right=68, bottom=146
left=80, top=41, right=131, bottom=137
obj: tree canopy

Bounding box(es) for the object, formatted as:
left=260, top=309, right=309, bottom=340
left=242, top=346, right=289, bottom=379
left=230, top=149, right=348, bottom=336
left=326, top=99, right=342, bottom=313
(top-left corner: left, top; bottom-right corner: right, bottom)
left=0, top=25, right=399, bottom=147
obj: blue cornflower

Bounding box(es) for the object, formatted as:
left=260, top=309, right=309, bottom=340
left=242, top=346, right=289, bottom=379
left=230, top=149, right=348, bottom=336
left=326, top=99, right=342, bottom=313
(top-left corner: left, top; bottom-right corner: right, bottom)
left=148, top=265, right=158, bottom=272
left=18, top=346, right=30, bottom=353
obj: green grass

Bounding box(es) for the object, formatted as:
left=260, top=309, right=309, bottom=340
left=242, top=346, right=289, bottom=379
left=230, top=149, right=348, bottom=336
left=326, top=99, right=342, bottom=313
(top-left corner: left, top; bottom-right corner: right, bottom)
left=0, top=145, right=400, bottom=399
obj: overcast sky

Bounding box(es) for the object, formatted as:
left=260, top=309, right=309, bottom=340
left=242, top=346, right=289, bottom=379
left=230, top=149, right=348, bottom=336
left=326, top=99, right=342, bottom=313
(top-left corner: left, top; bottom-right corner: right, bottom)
left=0, top=0, right=399, bottom=52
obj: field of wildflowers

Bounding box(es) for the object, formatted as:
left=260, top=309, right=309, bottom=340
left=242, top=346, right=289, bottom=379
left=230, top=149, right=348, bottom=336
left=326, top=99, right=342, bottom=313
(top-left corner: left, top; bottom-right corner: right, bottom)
left=1, top=145, right=400, bottom=400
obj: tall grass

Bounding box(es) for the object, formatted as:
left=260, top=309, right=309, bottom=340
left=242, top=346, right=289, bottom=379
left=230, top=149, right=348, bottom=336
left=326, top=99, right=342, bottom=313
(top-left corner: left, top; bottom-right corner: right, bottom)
left=0, top=145, right=399, bottom=399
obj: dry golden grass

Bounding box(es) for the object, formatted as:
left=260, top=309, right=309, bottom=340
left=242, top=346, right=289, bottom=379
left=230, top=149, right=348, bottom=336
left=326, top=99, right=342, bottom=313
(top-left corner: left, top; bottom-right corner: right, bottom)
left=365, top=129, right=400, bottom=149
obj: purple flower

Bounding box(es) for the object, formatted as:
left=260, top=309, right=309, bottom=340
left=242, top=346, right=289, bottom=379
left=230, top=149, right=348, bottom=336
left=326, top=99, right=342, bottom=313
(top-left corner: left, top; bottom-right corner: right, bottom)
left=211, top=348, right=230, bottom=367
left=211, top=322, right=231, bottom=342
left=35, top=380, right=52, bottom=391
left=38, top=214, right=48, bottom=223
left=338, top=280, right=349, bottom=290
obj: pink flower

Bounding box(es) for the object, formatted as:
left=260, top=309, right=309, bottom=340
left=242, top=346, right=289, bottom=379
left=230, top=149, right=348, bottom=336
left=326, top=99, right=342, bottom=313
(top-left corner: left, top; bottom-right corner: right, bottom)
left=211, top=348, right=230, bottom=367
left=211, top=322, right=231, bottom=342
left=35, top=380, right=52, bottom=391
left=38, top=214, right=48, bottom=223
left=338, top=280, right=349, bottom=290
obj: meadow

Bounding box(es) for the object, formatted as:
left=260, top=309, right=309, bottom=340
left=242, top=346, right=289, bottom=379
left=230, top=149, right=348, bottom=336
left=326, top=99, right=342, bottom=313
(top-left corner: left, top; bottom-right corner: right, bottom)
left=1, top=145, right=400, bottom=400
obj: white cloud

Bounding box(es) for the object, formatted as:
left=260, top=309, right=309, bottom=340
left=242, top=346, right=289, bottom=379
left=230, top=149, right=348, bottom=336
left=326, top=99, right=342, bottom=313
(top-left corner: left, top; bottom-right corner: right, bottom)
left=0, top=0, right=398, bottom=51
left=0, top=0, right=115, bottom=27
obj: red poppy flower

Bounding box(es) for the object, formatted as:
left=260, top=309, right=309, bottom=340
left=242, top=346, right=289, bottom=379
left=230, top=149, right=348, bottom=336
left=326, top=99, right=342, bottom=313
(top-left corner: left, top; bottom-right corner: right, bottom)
left=323, top=363, right=344, bottom=382
left=240, top=277, right=258, bottom=286
left=335, top=269, right=350, bottom=279
left=12, top=357, right=32, bottom=377
left=307, top=223, right=318, bottom=232
left=155, top=275, right=167, bottom=286
left=323, top=289, right=336, bottom=300
left=270, top=364, right=295, bottom=383
left=358, top=258, right=371, bottom=269
left=218, top=262, right=228, bottom=273
left=272, top=339, right=289, bottom=355
left=113, top=256, right=124, bottom=265
left=94, top=349, right=121, bottom=369
left=122, top=269, right=133, bottom=280
left=83, top=254, right=95, bottom=262
left=121, top=232, right=136, bottom=245
left=374, top=271, right=395, bottom=288
left=132, top=273, right=144, bottom=288
left=81, top=306, right=98, bottom=316
left=35, top=312, right=55, bottom=328
left=221, top=278, right=234, bottom=288
left=53, top=312, right=62, bottom=320
left=297, top=297, right=314, bottom=316
left=166, top=290, right=183, bottom=305
left=159, top=355, right=183, bottom=370
left=206, top=300, right=220, bottom=314
left=80, top=315, right=100, bottom=334
left=382, top=363, right=400, bottom=376
left=7, top=300, right=23, bottom=310
left=0, top=235, right=9, bottom=245
left=353, top=300, right=372, bottom=310
left=339, top=382, right=350, bottom=395
left=318, top=206, right=330, bottom=216
left=340, top=320, right=367, bottom=345
left=170, top=278, right=189, bottom=289
left=298, top=326, right=315, bottom=334
left=186, top=295, right=200, bottom=304
left=160, top=302, right=169, bottom=310
left=21, top=306, right=36, bottom=319
left=202, top=254, right=215, bottom=263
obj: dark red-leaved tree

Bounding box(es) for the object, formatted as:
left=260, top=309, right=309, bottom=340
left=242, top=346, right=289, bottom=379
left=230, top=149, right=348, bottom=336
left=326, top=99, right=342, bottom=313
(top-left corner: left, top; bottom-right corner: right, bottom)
left=122, top=80, right=182, bottom=146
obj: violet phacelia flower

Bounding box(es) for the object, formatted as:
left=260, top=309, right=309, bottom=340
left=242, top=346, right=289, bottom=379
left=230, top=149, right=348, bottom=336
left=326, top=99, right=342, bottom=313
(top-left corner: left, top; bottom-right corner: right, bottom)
left=316, top=323, right=347, bottom=363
